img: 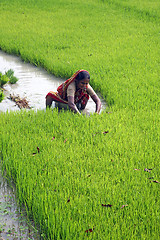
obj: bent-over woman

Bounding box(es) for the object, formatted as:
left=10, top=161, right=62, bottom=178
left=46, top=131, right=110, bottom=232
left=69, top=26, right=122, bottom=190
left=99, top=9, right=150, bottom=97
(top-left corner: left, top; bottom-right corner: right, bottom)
left=46, top=69, right=101, bottom=114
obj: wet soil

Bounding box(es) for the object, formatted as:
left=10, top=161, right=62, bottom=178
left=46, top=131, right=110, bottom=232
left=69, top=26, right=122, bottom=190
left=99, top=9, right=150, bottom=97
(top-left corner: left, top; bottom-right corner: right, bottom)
left=0, top=169, right=40, bottom=240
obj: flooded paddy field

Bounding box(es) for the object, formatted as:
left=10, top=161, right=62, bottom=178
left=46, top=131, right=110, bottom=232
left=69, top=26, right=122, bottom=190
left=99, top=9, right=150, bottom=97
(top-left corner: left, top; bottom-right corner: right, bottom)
left=0, top=50, right=106, bottom=239
left=0, top=169, right=41, bottom=240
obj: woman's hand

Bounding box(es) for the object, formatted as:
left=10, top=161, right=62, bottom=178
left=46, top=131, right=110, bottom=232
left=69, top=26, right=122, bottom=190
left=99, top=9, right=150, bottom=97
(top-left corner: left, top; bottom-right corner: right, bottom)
left=68, top=96, right=81, bottom=114
left=91, top=94, right=102, bottom=114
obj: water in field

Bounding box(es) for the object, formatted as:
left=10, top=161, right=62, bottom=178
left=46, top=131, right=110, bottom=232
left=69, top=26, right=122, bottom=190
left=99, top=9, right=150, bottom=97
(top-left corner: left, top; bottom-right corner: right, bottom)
left=0, top=169, right=40, bottom=240
left=0, top=50, right=106, bottom=239
left=0, top=51, right=106, bottom=113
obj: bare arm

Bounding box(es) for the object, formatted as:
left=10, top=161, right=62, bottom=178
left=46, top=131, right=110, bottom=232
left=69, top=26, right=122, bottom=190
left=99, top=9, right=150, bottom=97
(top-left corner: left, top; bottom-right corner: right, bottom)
left=91, top=94, right=101, bottom=114
left=68, top=96, right=81, bottom=114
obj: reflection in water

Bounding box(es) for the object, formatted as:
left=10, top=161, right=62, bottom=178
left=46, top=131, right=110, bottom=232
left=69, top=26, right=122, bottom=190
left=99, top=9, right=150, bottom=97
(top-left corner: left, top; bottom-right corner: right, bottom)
left=0, top=51, right=106, bottom=113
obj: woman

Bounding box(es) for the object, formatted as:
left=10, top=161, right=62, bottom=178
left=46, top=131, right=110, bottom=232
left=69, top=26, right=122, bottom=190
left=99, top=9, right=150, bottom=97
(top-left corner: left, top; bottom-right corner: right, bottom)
left=46, top=69, right=101, bottom=114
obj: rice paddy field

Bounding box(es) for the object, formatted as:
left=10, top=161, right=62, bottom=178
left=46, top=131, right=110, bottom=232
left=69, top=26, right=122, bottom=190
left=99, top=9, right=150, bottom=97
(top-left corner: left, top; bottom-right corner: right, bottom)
left=0, top=0, right=160, bottom=239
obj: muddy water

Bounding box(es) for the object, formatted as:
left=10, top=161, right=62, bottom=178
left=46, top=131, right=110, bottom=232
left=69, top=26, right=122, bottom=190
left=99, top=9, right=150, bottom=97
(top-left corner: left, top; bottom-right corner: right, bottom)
left=0, top=51, right=106, bottom=113
left=0, top=169, right=40, bottom=240
left=0, top=51, right=64, bottom=112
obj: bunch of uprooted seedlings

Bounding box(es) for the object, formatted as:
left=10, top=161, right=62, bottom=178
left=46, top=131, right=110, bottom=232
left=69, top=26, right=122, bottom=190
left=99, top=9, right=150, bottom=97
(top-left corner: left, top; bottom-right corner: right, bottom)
left=8, top=94, right=31, bottom=109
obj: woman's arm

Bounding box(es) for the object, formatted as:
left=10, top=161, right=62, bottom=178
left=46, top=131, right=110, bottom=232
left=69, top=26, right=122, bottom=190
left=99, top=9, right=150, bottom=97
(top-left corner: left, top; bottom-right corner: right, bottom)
left=91, top=94, right=101, bottom=114
left=68, top=96, right=81, bottom=114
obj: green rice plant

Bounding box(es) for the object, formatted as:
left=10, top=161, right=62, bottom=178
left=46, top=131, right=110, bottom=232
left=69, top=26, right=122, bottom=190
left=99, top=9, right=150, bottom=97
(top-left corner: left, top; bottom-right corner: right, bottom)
left=5, top=69, right=18, bottom=84
left=9, top=75, right=18, bottom=84
left=0, top=109, right=159, bottom=239
left=5, top=69, right=14, bottom=78
left=0, top=89, right=4, bottom=102
left=0, top=0, right=160, bottom=239
left=0, top=70, right=18, bottom=87
left=0, top=72, right=2, bottom=87
left=0, top=74, right=9, bottom=87
left=0, top=0, right=159, bottom=111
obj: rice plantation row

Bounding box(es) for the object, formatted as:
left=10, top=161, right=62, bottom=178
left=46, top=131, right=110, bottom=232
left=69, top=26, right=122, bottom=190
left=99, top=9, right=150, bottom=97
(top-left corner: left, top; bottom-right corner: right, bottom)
left=0, top=0, right=159, bottom=239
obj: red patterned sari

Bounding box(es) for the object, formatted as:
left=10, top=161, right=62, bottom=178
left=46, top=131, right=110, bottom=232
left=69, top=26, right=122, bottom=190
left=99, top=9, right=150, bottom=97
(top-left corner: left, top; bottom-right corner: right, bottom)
left=46, top=70, right=89, bottom=107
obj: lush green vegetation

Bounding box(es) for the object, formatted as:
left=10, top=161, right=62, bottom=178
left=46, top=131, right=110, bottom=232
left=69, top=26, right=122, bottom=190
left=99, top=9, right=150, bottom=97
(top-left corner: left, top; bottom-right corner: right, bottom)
left=0, top=72, right=9, bottom=101
left=1, top=109, right=159, bottom=239
left=0, top=90, right=4, bottom=102
left=0, top=69, right=18, bottom=102
left=0, top=0, right=159, bottom=239
left=5, top=69, right=19, bottom=84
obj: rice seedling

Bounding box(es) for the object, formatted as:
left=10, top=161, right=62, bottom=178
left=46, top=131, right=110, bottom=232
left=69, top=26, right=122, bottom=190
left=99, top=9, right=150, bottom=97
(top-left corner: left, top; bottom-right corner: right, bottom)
left=5, top=69, right=14, bottom=78
left=0, top=73, right=9, bottom=87
left=0, top=0, right=160, bottom=239
left=0, top=70, right=18, bottom=87
left=5, top=69, right=18, bottom=84
left=0, top=72, right=8, bottom=102
left=0, top=108, right=159, bottom=239
left=0, top=89, right=4, bottom=102
left=9, top=75, right=18, bottom=84
left=0, top=69, right=19, bottom=102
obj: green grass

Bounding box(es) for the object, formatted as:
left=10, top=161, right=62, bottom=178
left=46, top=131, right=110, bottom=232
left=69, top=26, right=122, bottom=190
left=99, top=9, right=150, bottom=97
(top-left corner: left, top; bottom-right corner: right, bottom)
left=0, top=0, right=160, bottom=239
left=0, top=109, right=159, bottom=239
left=0, top=0, right=160, bottom=109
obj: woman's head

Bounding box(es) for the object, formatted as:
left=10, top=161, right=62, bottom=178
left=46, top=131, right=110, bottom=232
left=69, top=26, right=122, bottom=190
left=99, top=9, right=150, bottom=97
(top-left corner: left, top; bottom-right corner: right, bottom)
left=76, top=70, right=90, bottom=90
left=76, top=70, right=90, bottom=81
